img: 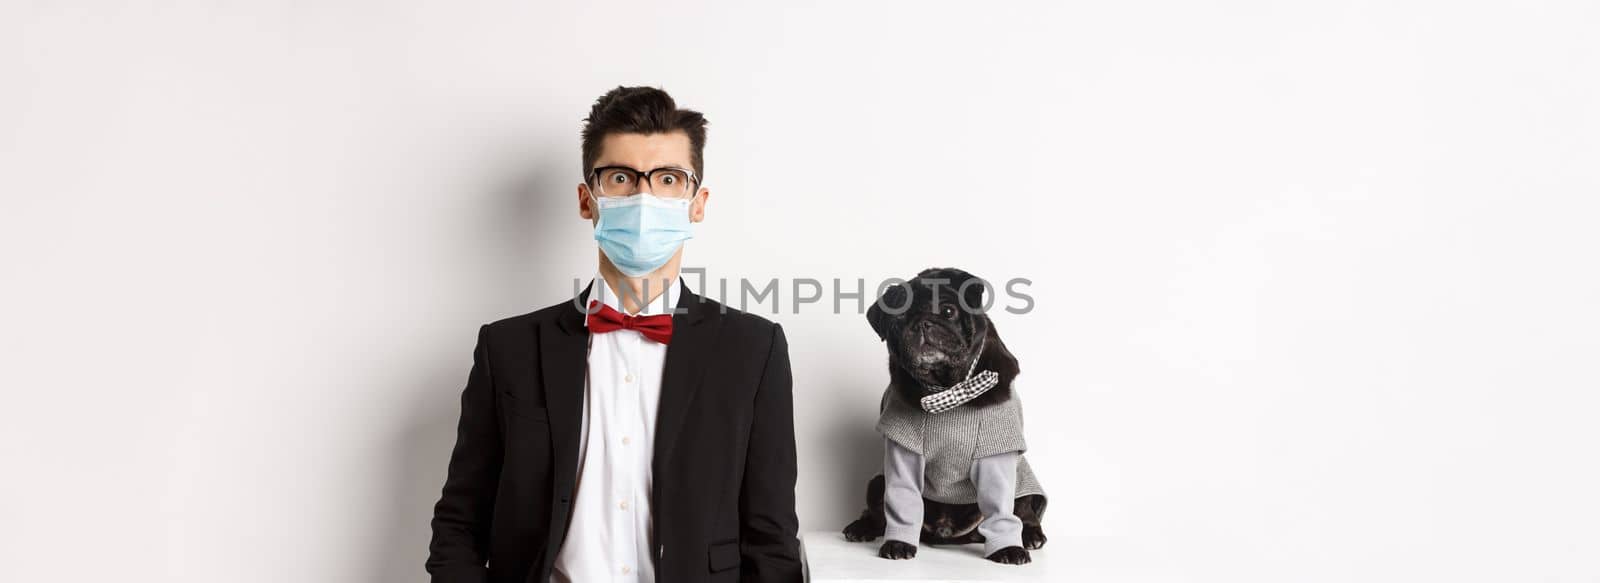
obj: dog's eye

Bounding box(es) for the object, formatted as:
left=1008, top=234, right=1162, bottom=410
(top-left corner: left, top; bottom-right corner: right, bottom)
left=940, top=304, right=958, bottom=320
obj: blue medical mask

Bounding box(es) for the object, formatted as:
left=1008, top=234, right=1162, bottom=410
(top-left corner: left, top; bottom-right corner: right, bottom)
left=591, top=192, right=694, bottom=277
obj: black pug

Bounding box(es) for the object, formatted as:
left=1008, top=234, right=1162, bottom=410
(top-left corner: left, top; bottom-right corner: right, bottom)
left=842, top=267, right=1048, bottom=565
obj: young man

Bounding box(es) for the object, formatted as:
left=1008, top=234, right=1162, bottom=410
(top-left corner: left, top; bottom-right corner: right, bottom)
left=426, top=87, right=802, bottom=583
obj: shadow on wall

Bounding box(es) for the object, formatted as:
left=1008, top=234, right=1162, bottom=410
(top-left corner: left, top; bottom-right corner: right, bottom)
left=824, top=405, right=887, bottom=524
left=818, top=367, right=892, bottom=530
left=368, top=157, right=575, bottom=583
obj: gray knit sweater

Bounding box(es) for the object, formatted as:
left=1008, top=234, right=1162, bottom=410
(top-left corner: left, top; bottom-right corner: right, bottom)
left=875, top=383, right=1046, bottom=504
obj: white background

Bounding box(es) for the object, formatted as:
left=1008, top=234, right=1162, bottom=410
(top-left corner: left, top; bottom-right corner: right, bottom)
left=3, top=1, right=1598, bottom=581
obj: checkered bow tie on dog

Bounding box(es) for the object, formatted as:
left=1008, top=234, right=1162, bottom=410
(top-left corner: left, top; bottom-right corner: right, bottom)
left=918, top=338, right=1000, bottom=414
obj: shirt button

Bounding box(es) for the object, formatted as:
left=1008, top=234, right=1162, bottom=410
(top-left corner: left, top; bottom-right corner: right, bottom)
left=625, top=373, right=634, bottom=383
left=621, top=436, right=632, bottom=445
left=621, top=565, right=631, bottom=574
left=619, top=500, right=629, bottom=510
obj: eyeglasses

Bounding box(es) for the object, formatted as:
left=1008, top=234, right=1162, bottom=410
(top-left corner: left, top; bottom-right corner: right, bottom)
left=587, top=165, right=700, bottom=198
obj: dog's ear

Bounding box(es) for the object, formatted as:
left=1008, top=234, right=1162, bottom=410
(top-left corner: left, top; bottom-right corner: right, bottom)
left=866, top=282, right=908, bottom=342
left=984, top=316, right=1021, bottom=378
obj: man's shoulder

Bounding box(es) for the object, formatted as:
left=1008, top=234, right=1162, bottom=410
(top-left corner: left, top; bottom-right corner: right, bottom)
left=694, top=294, right=784, bottom=338
left=478, top=295, right=582, bottom=343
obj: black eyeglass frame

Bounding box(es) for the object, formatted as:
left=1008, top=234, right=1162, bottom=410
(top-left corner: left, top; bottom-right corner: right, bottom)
left=585, top=165, right=702, bottom=197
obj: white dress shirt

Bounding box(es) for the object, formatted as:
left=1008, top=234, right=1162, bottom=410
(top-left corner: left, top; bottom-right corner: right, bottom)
left=550, top=275, right=679, bottom=583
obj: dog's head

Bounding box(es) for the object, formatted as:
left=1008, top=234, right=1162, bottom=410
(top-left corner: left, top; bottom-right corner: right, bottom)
left=868, top=267, right=1017, bottom=396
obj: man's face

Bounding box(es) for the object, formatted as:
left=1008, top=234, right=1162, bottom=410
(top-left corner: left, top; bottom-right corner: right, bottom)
left=577, top=131, right=709, bottom=224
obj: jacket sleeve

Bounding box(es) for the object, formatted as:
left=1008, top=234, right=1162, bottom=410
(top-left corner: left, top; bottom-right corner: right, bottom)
left=425, top=324, right=502, bottom=583
left=738, top=323, right=804, bottom=582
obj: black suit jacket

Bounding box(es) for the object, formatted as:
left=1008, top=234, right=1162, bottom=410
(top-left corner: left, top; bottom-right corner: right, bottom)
left=426, top=282, right=803, bottom=583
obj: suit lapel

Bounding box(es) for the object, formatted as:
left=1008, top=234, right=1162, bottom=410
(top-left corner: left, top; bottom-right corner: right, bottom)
left=652, top=280, right=723, bottom=501
left=538, top=282, right=591, bottom=572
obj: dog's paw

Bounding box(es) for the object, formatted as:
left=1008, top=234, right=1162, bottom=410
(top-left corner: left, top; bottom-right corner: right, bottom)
left=986, top=546, right=1031, bottom=565
left=842, top=518, right=883, bottom=542
left=878, top=540, right=918, bottom=560
left=1022, top=525, right=1047, bottom=550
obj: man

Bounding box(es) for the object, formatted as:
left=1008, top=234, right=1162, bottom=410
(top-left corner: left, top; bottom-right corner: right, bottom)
left=426, top=86, right=802, bottom=583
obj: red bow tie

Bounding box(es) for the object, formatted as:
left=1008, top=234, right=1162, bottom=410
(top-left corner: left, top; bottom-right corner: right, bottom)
left=586, top=300, right=674, bottom=344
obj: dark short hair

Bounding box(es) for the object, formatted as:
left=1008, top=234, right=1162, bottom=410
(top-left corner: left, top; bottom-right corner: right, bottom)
left=580, top=86, right=708, bottom=183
